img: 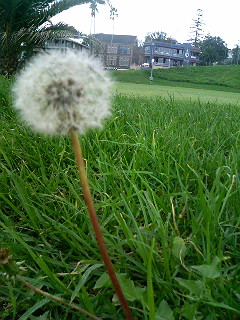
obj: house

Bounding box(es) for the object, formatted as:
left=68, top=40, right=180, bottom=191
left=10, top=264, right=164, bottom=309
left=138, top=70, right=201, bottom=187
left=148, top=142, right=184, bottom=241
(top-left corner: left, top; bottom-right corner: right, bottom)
left=93, top=33, right=138, bottom=68
left=41, top=38, right=89, bottom=53
left=144, top=41, right=200, bottom=67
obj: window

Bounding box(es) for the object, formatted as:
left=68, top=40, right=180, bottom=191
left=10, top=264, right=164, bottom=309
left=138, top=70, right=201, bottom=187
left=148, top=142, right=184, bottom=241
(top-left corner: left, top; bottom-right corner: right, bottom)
left=177, top=49, right=183, bottom=55
left=119, top=56, right=130, bottom=66
left=67, top=41, right=73, bottom=48
left=191, top=52, right=199, bottom=58
left=107, top=45, right=118, bottom=54
left=107, top=56, right=117, bottom=65
left=157, top=47, right=171, bottom=55
left=119, top=46, right=131, bottom=55
left=145, top=46, right=151, bottom=54
left=45, top=40, right=55, bottom=47
left=170, top=48, right=177, bottom=55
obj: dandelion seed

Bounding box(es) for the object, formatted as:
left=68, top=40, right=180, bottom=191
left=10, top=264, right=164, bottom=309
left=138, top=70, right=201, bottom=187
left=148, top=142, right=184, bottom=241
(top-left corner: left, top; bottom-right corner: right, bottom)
left=12, top=51, right=112, bottom=135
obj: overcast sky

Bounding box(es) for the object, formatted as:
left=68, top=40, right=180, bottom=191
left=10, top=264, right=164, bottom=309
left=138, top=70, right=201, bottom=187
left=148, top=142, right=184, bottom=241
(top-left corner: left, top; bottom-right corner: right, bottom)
left=51, top=0, right=240, bottom=48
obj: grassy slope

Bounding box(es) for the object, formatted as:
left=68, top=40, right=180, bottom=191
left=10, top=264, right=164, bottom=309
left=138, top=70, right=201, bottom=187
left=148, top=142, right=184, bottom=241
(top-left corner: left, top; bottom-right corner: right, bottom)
left=153, top=65, right=240, bottom=88
left=0, top=75, right=240, bottom=319
left=115, top=82, right=240, bottom=105
left=112, top=65, right=240, bottom=92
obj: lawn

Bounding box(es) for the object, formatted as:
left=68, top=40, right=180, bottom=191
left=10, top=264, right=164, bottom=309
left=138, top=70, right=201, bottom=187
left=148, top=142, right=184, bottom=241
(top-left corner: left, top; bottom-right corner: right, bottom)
left=115, top=82, right=240, bottom=105
left=112, top=66, right=240, bottom=90
left=151, top=65, right=240, bottom=89
left=0, top=74, right=240, bottom=319
left=112, top=66, right=240, bottom=105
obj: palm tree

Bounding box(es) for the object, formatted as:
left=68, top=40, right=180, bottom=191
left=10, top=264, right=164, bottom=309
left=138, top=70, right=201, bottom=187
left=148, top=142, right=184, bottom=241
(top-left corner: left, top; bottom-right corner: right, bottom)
left=0, top=0, right=107, bottom=76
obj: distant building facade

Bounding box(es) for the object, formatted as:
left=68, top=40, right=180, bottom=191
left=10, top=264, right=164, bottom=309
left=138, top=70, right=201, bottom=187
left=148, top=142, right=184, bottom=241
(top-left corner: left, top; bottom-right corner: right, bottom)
left=93, top=34, right=138, bottom=68
left=144, top=41, right=200, bottom=67
left=41, top=38, right=89, bottom=53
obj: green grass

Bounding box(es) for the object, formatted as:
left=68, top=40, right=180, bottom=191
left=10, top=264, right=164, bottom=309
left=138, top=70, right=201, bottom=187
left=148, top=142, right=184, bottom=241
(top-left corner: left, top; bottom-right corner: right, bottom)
left=112, top=66, right=240, bottom=105
left=0, top=76, right=240, bottom=319
left=0, top=75, right=11, bottom=109
left=112, top=65, right=240, bottom=91
left=152, top=65, right=240, bottom=89
left=115, top=82, right=240, bottom=105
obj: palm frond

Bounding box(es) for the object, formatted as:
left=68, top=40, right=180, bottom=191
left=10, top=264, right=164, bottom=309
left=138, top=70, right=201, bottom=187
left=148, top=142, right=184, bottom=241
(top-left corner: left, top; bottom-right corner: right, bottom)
left=0, top=0, right=107, bottom=75
left=44, top=0, right=106, bottom=18
left=30, top=22, right=78, bottom=45
left=1, top=23, right=77, bottom=53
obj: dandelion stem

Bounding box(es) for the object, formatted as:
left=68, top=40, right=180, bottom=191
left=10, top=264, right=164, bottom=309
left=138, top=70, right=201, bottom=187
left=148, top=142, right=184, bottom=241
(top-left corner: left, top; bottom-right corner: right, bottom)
left=69, top=128, right=134, bottom=320
left=19, top=277, right=101, bottom=320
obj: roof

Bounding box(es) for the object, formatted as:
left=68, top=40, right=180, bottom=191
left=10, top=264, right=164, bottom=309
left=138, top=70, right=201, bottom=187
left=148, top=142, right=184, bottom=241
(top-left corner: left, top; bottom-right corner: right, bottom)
left=68, top=38, right=88, bottom=48
left=182, top=43, right=200, bottom=52
left=144, top=41, right=200, bottom=51
left=94, top=34, right=137, bottom=44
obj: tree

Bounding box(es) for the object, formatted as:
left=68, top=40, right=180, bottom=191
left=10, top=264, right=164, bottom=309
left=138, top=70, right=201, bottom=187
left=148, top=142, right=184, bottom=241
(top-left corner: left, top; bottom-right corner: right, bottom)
left=232, top=45, right=240, bottom=65
left=0, top=0, right=108, bottom=76
left=145, top=31, right=177, bottom=44
left=199, top=35, right=228, bottom=65
left=189, top=8, right=204, bottom=45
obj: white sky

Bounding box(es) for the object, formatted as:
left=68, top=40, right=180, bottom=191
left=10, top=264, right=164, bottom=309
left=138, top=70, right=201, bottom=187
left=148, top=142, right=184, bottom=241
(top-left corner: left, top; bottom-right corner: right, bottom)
left=51, top=0, right=240, bottom=49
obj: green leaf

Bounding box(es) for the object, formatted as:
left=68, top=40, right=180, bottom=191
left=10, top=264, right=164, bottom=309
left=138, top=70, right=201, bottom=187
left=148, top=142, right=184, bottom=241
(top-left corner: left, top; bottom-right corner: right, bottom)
left=94, top=272, right=110, bottom=289
left=203, top=300, right=240, bottom=312
left=30, top=311, right=49, bottom=320
left=191, top=256, right=221, bottom=279
left=156, top=300, right=174, bottom=320
left=18, top=299, right=49, bottom=320
left=112, top=273, right=145, bottom=303
left=71, top=264, right=102, bottom=302
left=147, top=238, right=155, bottom=320
left=172, top=237, right=186, bottom=261
left=175, top=278, right=205, bottom=297
left=180, top=302, right=198, bottom=320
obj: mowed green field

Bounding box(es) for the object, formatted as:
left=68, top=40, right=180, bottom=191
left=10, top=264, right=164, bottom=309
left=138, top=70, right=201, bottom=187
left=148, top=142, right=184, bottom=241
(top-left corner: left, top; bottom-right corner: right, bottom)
left=114, top=82, right=240, bottom=104
left=112, top=67, right=240, bottom=104
left=112, top=66, right=240, bottom=90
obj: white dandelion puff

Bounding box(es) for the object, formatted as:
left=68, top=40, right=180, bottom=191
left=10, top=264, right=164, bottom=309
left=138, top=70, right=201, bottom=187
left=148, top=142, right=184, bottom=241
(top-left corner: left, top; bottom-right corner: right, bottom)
left=12, top=51, right=112, bottom=135
left=11, top=52, right=134, bottom=319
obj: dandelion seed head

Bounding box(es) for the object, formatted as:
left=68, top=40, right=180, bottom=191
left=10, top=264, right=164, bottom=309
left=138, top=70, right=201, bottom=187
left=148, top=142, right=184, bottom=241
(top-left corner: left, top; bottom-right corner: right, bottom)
left=12, top=51, right=113, bottom=135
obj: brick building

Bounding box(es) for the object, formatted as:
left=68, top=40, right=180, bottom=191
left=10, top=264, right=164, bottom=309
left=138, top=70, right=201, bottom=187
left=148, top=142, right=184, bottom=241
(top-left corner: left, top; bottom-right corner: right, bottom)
left=93, top=34, right=138, bottom=68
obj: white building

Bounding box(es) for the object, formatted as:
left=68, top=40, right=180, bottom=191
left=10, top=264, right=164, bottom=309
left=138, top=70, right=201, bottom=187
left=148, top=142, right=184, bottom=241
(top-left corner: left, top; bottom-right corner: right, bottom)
left=42, top=38, right=89, bottom=53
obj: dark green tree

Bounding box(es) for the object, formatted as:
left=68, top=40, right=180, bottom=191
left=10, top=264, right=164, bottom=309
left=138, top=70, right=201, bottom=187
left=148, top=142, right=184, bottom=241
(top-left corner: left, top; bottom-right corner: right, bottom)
left=189, top=8, right=204, bottom=45
left=232, top=45, right=240, bottom=65
left=145, top=31, right=177, bottom=44
left=0, top=0, right=108, bottom=76
left=199, top=35, right=228, bottom=65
